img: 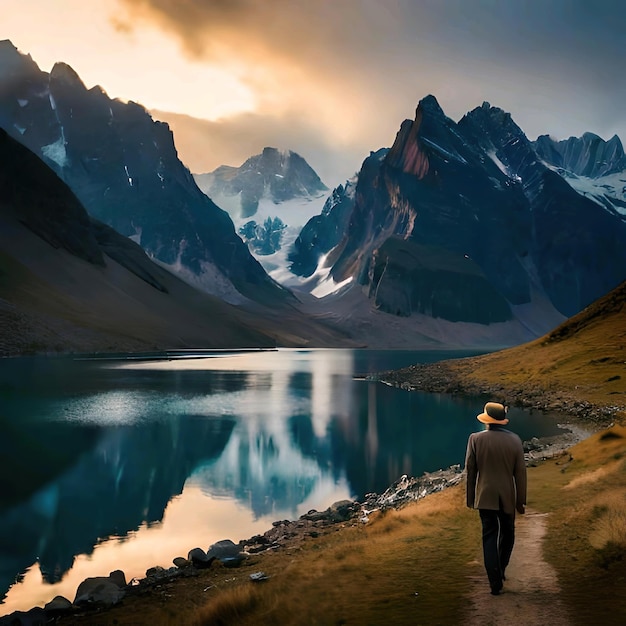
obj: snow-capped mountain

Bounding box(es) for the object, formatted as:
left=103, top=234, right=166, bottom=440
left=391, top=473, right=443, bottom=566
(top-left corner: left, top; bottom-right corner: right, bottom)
left=0, top=40, right=289, bottom=307
left=534, top=133, right=626, bottom=218
left=286, top=96, right=626, bottom=347
left=194, top=147, right=329, bottom=285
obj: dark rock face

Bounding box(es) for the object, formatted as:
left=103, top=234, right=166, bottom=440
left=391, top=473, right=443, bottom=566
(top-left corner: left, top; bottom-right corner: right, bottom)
left=534, top=132, right=626, bottom=178
left=239, top=217, right=287, bottom=255
left=458, top=102, right=626, bottom=317
left=291, top=96, right=626, bottom=322
left=288, top=176, right=359, bottom=277
left=367, top=238, right=511, bottom=322
left=0, top=127, right=102, bottom=266
left=196, top=147, right=328, bottom=218
left=0, top=40, right=287, bottom=305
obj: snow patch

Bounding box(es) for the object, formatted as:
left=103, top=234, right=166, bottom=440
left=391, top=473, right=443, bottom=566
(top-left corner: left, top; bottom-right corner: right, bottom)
left=311, top=273, right=353, bottom=298
left=17, top=98, right=28, bottom=107
left=41, top=136, right=68, bottom=168
left=128, top=226, right=142, bottom=245
left=421, top=137, right=468, bottom=164
left=211, top=192, right=329, bottom=287
left=487, top=150, right=522, bottom=182
left=124, top=165, right=133, bottom=187
left=553, top=167, right=626, bottom=216
left=13, top=123, right=26, bottom=135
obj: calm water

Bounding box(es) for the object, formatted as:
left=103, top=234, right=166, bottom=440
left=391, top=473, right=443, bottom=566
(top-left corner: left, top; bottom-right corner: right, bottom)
left=0, top=348, right=568, bottom=615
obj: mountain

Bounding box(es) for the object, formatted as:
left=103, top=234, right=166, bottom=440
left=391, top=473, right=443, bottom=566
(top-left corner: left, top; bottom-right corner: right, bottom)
left=288, top=176, right=358, bottom=279
left=0, top=126, right=296, bottom=354
left=194, top=147, right=329, bottom=285
left=533, top=132, right=626, bottom=218
left=0, top=39, right=289, bottom=307
left=534, top=132, right=626, bottom=178
left=195, top=147, right=327, bottom=218
left=287, top=96, right=626, bottom=347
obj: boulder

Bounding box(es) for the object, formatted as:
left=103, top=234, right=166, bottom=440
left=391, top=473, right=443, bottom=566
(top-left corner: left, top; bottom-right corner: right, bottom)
left=43, top=595, right=72, bottom=613
left=73, top=570, right=126, bottom=607
left=206, top=539, right=246, bottom=567
left=187, top=547, right=215, bottom=569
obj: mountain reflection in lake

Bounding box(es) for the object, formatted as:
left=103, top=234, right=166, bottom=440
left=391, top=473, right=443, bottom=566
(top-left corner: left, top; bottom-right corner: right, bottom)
left=0, top=348, right=567, bottom=615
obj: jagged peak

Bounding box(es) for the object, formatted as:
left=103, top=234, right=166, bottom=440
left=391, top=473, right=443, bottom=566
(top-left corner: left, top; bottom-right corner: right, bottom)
left=0, top=39, right=20, bottom=54
left=416, top=94, right=445, bottom=119
left=0, top=39, right=40, bottom=74
left=50, top=62, right=86, bottom=88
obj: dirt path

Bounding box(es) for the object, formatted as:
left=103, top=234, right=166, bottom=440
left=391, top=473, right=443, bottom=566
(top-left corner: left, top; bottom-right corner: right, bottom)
left=464, top=510, right=571, bottom=626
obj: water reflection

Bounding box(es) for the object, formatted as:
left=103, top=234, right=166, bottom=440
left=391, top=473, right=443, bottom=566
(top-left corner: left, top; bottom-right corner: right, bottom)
left=0, top=349, right=567, bottom=615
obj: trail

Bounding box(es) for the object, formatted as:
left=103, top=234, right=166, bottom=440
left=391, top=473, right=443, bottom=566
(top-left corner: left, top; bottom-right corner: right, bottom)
left=465, top=510, right=571, bottom=626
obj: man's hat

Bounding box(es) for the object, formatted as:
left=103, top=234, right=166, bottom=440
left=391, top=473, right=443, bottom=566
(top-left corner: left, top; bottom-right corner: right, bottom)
left=477, top=402, right=509, bottom=425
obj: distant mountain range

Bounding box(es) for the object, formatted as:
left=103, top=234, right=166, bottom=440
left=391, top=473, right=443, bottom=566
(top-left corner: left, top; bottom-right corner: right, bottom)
left=0, top=126, right=274, bottom=354
left=2, top=39, right=626, bottom=352
left=0, top=126, right=354, bottom=355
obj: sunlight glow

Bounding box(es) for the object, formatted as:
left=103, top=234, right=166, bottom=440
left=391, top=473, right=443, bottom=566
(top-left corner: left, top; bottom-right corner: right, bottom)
left=3, top=0, right=257, bottom=121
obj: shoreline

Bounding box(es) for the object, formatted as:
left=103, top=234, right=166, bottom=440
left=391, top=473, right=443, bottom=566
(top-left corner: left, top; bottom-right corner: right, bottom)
left=0, top=409, right=595, bottom=624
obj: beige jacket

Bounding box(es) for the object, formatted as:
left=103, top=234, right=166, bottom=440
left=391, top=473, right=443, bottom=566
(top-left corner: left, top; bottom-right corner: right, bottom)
left=465, top=426, right=527, bottom=516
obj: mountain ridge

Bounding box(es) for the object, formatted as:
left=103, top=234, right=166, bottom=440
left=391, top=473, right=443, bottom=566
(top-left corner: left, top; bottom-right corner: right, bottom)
left=0, top=40, right=290, bottom=307
left=287, top=94, right=626, bottom=346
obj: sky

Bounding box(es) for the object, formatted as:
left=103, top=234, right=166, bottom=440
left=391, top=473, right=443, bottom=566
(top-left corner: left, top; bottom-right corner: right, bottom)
left=3, top=0, right=626, bottom=186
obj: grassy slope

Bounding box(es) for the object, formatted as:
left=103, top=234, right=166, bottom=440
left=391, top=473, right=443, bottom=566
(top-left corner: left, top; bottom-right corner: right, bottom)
left=382, top=280, right=626, bottom=422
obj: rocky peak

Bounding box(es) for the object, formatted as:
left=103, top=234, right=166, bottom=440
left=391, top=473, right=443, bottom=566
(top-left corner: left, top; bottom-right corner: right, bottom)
left=416, top=94, right=446, bottom=120
left=385, top=94, right=472, bottom=179
left=0, top=39, right=40, bottom=77
left=50, top=62, right=86, bottom=89
left=460, top=102, right=522, bottom=146
left=533, top=132, right=626, bottom=178
left=197, top=147, right=327, bottom=218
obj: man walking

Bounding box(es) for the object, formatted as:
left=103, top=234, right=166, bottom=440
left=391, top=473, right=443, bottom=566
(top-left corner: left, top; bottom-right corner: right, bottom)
left=465, top=401, right=527, bottom=595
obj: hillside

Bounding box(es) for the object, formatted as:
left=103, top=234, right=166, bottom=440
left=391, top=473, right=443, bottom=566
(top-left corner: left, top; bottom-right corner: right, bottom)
left=0, top=128, right=354, bottom=355
left=379, top=280, right=626, bottom=423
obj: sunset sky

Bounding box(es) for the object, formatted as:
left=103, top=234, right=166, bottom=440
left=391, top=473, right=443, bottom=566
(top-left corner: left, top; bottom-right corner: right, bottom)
left=4, top=0, right=626, bottom=185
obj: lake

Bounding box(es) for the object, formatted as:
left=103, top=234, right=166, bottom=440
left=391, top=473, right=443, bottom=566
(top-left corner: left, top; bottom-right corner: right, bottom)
left=0, top=348, right=568, bottom=615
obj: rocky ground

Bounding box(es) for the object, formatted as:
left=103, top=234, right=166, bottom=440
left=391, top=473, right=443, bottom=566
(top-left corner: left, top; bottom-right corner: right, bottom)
left=375, top=359, right=624, bottom=426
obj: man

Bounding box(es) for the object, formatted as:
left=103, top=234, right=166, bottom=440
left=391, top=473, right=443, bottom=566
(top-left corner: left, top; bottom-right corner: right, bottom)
left=465, top=401, right=527, bottom=595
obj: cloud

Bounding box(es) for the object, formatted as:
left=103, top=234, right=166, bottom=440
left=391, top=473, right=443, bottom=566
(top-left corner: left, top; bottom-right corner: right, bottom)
left=151, top=108, right=364, bottom=187
left=120, top=0, right=626, bottom=182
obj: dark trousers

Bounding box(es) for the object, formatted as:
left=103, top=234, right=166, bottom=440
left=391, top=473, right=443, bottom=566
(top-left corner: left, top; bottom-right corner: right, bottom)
left=479, top=508, right=515, bottom=591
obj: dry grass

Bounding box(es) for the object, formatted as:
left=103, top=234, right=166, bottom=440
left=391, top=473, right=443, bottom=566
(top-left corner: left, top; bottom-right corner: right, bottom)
left=56, top=425, right=626, bottom=626
left=388, top=281, right=626, bottom=419
left=529, top=425, right=626, bottom=625
left=184, top=489, right=479, bottom=626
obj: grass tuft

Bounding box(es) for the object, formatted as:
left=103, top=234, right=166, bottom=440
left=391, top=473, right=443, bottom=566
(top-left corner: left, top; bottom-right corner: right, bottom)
left=189, top=585, right=262, bottom=626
